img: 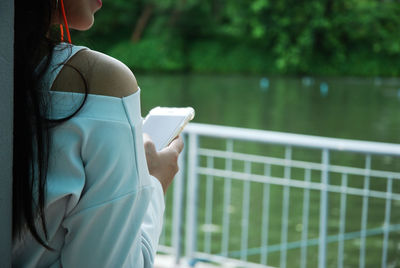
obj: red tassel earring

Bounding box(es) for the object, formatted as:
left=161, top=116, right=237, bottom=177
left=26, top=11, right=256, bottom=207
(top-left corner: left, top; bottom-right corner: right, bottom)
left=59, top=0, right=71, bottom=43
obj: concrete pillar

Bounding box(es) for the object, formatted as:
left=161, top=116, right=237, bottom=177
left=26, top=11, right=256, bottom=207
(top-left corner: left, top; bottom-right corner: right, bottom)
left=0, top=0, right=14, bottom=266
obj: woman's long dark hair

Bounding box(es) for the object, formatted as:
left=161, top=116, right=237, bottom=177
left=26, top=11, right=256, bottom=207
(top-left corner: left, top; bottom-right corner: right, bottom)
left=13, top=0, right=87, bottom=248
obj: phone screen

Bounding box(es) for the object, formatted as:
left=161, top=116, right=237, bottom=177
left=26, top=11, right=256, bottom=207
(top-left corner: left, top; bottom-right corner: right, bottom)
left=143, top=114, right=188, bottom=151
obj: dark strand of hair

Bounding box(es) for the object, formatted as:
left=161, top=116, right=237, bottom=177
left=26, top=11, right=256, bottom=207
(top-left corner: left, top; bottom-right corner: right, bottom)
left=13, top=0, right=88, bottom=251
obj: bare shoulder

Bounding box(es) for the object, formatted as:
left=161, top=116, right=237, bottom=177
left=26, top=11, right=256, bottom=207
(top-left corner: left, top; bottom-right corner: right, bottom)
left=52, top=48, right=138, bottom=98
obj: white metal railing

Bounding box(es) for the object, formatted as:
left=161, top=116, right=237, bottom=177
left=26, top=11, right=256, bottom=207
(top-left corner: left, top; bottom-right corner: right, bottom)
left=157, top=123, right=400, bottom=268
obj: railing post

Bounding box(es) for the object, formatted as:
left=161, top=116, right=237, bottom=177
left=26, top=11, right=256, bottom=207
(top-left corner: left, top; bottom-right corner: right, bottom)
left=381, top=177, right=393, bottom=268
left=185, top=133, right=199, bottom=266
left=300, top=168, right=311, bottom=268
left=338, top=173, right=348, bottom=268
left=318, top=149, right=329, bottom=268
left=360, top=155, right=371, bottom=268
left=172, top=135, right=187, bottom=265
left=204, top=156, right=214, bottom=254
left=260, top=164, right=271, bottom=266
left=221, top=139, right=233, bottom=257
left=280, top=146, right=292, bottom=268
left=240, top=161, right=251, bottom=261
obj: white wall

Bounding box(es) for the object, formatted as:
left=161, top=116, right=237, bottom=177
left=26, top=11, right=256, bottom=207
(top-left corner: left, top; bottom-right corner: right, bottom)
left=0, top=0, right=13, bottom=266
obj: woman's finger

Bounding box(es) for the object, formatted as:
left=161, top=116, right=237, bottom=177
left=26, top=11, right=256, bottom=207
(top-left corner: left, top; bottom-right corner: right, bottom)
left=168, top=135, right=184, bottom=153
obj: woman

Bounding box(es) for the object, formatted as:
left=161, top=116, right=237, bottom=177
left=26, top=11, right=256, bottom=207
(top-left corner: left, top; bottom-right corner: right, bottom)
left=13, top=0, right=183, bottom=266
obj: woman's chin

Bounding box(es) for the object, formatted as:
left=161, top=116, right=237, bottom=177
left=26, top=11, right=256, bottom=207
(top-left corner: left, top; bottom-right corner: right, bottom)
left=71, top=18, right=95, bottom=31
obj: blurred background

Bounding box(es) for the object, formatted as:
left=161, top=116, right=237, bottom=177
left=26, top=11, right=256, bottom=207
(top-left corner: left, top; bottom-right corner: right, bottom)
left=74, top=0, right=400, bottom=76
left=71, top=0, right=400, bottom=143
left=71, top=1, right=400, bottom=267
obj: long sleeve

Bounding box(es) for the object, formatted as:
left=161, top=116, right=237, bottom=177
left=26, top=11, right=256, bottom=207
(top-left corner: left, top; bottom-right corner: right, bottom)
left=12, top=91, right=165, bottom=268
left=140, top=177, right=165, bottom=267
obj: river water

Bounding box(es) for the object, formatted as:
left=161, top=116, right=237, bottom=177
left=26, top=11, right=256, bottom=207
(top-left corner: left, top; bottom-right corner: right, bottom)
left=139, top=74, right=400, bottom=267
left=139, top=74, right=400, bottom=144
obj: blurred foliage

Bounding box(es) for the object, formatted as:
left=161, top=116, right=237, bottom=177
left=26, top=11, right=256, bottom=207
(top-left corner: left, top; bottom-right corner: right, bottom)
left=109, top=38, right=185, bottom=72
left=72, top=0, right=400, bottom=76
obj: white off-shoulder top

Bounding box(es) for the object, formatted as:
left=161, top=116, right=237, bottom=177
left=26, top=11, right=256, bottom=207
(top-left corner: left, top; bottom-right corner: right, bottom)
left=12, top=44, right=165, bottom=267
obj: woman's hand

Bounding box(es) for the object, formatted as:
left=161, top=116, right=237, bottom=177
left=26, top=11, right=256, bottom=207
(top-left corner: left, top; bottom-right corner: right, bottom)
left=143, top=134, right=184, bottom=194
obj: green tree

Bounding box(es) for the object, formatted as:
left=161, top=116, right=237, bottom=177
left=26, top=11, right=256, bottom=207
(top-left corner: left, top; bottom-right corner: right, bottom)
left=72, top=0, right=400, bottom=76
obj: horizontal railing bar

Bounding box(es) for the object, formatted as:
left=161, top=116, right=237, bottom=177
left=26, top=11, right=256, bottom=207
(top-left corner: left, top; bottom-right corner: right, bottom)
left=199, top=148, right=320, bottom=169
left=198, top=148, right=400, bottom=179
left=158, top=245, right=175, bottom=255
left=226, top=224, right=400, bottom=257
left=197, top=168, right=400, bottom=200
left=191, top=252, right=275, bottom=268
left=159, top=222, right=400, bottom=265
left=185, top=123, right=400, bottom=156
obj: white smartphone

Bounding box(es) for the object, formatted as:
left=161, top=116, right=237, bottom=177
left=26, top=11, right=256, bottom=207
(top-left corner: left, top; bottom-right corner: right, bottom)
left=143, top=106, right=195, bottom=151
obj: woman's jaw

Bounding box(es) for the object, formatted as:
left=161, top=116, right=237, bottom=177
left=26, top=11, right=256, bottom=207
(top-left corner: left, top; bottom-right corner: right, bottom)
left=52, top=0, right=102, bottom=31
